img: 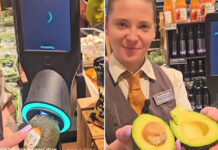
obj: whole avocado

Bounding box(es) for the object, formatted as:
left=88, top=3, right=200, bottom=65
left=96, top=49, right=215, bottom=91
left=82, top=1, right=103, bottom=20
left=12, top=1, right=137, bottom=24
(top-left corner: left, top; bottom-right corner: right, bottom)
left=25, top=115, right=60, bottom=149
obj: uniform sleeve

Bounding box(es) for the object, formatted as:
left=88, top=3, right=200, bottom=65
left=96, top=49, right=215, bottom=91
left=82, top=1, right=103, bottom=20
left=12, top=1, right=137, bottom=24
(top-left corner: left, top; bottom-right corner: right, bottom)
left=172, top=69, right=192, bottom=110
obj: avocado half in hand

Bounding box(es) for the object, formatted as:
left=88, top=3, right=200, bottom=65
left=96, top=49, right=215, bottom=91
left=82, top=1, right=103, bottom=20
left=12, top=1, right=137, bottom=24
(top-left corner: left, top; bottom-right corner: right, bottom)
left=170, top=106, right=218, bottom=150
left=132, top=106, right=218, bottom=150
left=132, top=114, right=175, bottom=150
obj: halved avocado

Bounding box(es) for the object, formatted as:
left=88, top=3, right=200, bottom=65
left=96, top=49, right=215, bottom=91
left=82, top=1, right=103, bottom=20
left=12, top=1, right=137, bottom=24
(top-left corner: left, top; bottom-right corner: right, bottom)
left=170, top=106, right=218, bottom=149
left=132, top=114, right=175, bottom=150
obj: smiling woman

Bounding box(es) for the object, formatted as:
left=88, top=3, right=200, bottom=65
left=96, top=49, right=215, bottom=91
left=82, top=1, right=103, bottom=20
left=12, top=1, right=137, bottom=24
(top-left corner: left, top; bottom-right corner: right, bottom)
left=105, top=0, right=218, bottom=150
left=104, top=0, right=194, bottom=149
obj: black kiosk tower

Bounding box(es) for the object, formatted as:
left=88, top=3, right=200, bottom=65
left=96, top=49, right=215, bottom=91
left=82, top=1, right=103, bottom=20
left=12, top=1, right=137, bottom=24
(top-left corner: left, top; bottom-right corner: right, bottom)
left=205, top=13, right=218, bottom=108
left=12, top=0, right=81, bottom=142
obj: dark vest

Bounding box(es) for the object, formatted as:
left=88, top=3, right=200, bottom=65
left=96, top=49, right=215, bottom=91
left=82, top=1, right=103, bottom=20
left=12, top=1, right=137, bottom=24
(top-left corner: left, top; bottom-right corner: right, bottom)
left=105, top=62, right=176, bottom=144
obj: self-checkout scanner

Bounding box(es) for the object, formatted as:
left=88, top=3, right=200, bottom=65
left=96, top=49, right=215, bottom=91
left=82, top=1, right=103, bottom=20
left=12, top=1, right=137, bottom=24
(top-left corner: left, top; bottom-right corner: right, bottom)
left=205, top=13, right=218, bottom=108
left=12, top=0, right=81, bottom=145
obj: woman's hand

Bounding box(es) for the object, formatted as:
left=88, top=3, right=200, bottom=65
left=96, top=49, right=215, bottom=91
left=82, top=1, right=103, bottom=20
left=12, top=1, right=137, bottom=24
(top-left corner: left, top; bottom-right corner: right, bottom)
left=0, top=124, right=32, bottom=148
left=115, top=107, right=218, bottom=150
left=200, top=107, right=218, bottom=150
left=200, top=107, right=218, bottom=122
left=116, top=125, right=133, bottom=150
left=116, top=125, right=182, bottom=150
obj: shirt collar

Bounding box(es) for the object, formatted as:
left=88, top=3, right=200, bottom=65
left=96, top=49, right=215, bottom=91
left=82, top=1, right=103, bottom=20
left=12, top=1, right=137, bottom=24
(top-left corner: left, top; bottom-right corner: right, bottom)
left=109, top=54, right=156, bottom=83
left=141, top=57, right=156, bottom=80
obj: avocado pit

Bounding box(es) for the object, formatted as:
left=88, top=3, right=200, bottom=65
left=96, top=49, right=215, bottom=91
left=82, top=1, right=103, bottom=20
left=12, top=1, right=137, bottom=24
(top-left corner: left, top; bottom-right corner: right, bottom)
left=143, top=121, right=167, bottom=146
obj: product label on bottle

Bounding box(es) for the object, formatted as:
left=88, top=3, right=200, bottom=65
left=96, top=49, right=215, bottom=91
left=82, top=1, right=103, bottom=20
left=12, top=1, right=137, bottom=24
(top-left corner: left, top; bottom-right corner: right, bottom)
left=180, top=40, right=186, bottom=55
left=191, top=102, right=196, bottom=110
left=200, top=2, right=213, bottom=17
left=203, top=94, right=209, bottom=107
left=172, top=41, right=177, bottom=56
left=197, top=39, right=204, bottom=54
left=164, top=11, right=173, bottom=24
left=196, top=91, right=203, bottom=110
left=176, top=8, right=187, bottom=22
left=191, top=9, right=200, bottom=21
left=202, top=38, right=206, bottom=53
left=188, top=39, right=195, bottom=55
left=172, top=50, right=177, bottom=56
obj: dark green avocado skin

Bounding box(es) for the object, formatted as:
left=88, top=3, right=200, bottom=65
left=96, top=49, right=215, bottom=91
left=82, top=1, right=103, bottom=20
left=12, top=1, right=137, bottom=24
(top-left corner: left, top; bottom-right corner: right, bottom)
left=29, top=115, right=60, bottom=148
left=132, top=136, right=141, bottom=150
left=182, top=140, right=218, bottom=150
left=132, top=135, right=218, bottom=150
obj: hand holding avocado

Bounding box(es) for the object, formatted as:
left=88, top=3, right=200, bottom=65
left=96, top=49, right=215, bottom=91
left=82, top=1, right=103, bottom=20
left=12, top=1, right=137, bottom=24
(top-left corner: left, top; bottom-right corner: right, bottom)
left=201, top=107, right=218, bottom=150
left=116, top=124, right=182, bottom=150
left=201, top=107, right=218, bottom=122
left=114, top=106, right=218, bottom=150
left=116, top=125, right=133, bottom=150
left=0, top=125, right=32, bottom=148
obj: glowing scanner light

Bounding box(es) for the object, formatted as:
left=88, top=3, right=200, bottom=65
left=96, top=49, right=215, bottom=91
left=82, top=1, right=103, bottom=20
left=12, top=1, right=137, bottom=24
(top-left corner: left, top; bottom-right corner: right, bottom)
left=215, top=32, right=218, bottom=36
left=40, top=45, right=55, bottom=50
left=22, top=103, right=71, bottom=133
left=48, top=11, right=53, bottom=24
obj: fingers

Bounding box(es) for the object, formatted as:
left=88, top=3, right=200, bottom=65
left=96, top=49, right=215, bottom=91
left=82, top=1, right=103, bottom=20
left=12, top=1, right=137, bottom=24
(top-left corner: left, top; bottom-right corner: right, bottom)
left=200, top=107, right=218, bottom=122
left=116, top=125, right=132, bottom=144
left=175, top=139, right=181, bottom=150
left=116, top=125, right=133, bottom=150
left=0, top=124, right=32, bottom=148
left=209, top=144, right=218, bottom=150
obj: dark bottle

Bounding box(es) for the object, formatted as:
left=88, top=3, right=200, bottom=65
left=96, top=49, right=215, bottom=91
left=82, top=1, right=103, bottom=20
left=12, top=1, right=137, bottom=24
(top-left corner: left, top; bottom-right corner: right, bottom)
left=190, top=61, right=197, bottom=81
left=194, top=79, right=203, bottom=111
left=179, top=26, right=186, bottom=57
left=197, top=60, right=205, bottom=77
left=188, top=89, right=196, bottom=111
left=202, top=77, right=210, bottom=107
left=183, top=64, right=190, bottom=82
left=202, top=37, right=206, bottom=55
left=196, top=24, right=204, bottom=56
left=176, top=64, right=182, bottom=72
left=188, top=25, right=195, bottom=57
left=202, top=24, right=206, bottom=55
left=172, top=31, right=178, bottom=58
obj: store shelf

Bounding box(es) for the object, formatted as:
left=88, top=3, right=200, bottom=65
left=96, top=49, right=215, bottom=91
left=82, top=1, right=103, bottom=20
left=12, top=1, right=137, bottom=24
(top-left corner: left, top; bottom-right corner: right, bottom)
left=165, top=24, right=177, bottom=30
left=165, top=21, right=205, bottom=30
left=170, top=56, right=206, bottom=65
left=170, top=58, right=187, bottom=65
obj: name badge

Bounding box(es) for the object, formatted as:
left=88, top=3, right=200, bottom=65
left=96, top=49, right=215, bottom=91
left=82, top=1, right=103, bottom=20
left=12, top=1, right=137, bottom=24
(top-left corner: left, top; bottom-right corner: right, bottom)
left=153, top=89, right=175, bottom=105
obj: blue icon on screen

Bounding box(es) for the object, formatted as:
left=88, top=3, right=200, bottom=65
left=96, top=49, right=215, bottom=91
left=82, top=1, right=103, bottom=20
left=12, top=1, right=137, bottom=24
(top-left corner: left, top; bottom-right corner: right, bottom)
left=48, top=11, right=53, bottom=24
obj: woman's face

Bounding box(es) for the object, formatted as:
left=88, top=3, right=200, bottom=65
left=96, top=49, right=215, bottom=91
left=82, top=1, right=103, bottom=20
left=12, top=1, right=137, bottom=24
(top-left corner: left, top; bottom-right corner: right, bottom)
left=106, top=0, right=156, bottom=71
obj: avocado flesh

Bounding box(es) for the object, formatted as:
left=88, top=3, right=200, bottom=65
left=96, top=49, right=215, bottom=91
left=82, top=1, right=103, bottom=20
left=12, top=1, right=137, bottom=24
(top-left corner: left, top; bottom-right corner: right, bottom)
left=170, top=106, right=218, bottom=148
left=132, top=114, right=175, bottom=150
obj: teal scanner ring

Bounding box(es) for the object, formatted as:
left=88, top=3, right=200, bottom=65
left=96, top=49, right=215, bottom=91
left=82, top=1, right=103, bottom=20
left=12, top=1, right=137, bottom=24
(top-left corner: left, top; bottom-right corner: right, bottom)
left=22, top=102, right=71, bottom=133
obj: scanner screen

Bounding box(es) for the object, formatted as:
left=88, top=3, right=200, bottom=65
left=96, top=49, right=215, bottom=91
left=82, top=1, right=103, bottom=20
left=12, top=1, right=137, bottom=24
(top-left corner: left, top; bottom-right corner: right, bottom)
left=20, top=0, right=71, bottom=52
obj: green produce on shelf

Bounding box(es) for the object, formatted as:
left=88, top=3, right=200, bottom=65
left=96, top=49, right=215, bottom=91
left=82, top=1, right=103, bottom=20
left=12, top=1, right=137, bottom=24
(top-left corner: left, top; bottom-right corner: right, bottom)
left=0, top=54, right=19, bottom=82
left=0, top=9, right=14, bottom=26
left=0, top=32, right=15, bottom=43
left=147, top=49, right=166, bottom=66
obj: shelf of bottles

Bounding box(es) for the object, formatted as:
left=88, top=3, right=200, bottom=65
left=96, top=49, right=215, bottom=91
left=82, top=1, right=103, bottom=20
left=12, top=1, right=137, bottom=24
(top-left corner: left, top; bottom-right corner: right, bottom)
left=166, top=21, right=210, bottom=112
